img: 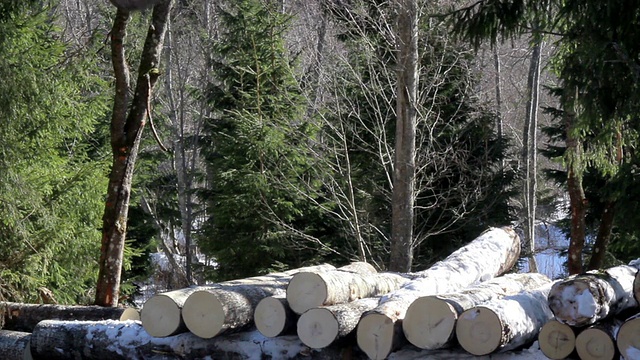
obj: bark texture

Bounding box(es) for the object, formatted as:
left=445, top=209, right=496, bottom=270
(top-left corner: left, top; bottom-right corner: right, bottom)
left=616, top=313, right=640, bottom=360
left=0, top=330, right=31, bottom=360
left=1, top=301, right=136, bottom=332
left=356, top=227, right=520, bottom=360
left=633, top=265, right=640, bottom=304
left=547, top=264, right=639, bottom=327
left=403, top=272, right=551, bottom=350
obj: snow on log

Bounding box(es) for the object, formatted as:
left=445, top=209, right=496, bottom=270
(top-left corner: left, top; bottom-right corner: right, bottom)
left=30, top=319, right=339, bottom=360
left=575, top=319, right=621, bottom=360
left=455, top=283, right=554, bottom=356
left=0, top=330, right=31, bottom=360
left=286, top=262, right=399, bottom=315
left=547, top=263, right=640, bottom=327
left=403, top=272, right=550, bottom=350
left=0, top=301, right=137, bottom=332
left=617, top=313, right=640, bottom=360
left=356, top=226, right=520, bottom=360
left=538, top=319, right=579, bottom=359
left=254, top=294, right=296, bottom=337
left=142, top=263, right=334, bottom=338
left=297, top=297, right=379, bottom=349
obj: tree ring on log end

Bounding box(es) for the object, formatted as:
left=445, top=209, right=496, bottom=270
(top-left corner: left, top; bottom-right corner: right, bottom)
left=182, top=291, right=225, bottom=338
left=456, top=307, right=501, bottom=356
left=575, top=327, right=616, bottom=360
left=539, top=320, right=576, bottom=359
left=286, top=272, right=328, bottom=314
left=140, top=295, right=182, bottom=337
left=255, top=297, right=288, bottom=337
left=297, top=308, right=339, bottom=349
left=616, top=316, right=640, bottom=360
left=357, top=313, right=395, bottom=360
left=403, top=296, right=457, bottom=349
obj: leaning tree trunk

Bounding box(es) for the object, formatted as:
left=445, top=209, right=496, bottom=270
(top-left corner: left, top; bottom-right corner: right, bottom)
left=254, top=295, right=296, bottom=338
left=1, top=301, right=137, bottom=332
left=141, top=264, right=335, bottom=337
left=616, top=313, right=640, bottom=360
left=96, top=0, right=174, bottom=307
left=0, top=330, right=31, bottom=360
left=575, top=318, right=621, bottom=360
left=547, top=263, right=639, bottom=327
left=538, top=319, right=580, bottom=359
left=455, top=283, right=554, bottom=356
left=356, top=227, right=520, bottom=360
left=402, top=272, right=550, bottom=350
left=297, top=297, right=379, bottom=349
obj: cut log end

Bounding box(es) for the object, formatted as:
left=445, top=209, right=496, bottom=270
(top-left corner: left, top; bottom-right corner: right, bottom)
left=455, top=307, right=502, bottom=356
left=119, top=307, right=140, bottom=321
left=356, top=313, right=395, bottom=360
left=286, top=272, right=327, bottom=315
left=182, top=291, right=225, bottom=339
left=140, top=295, right=182, bottom=337
left=254, top=297, right=289, bottom=338
left=575, top=327, right=616, bottom=360
left=548, top=281, right=596, bottom=326
left=403, top=296, right=457, bottom=349
left=297, top=308, right=339, bottom=349
left=617, top=316, right=640, bottom=360
left=538, top=319, right=576, bottom=360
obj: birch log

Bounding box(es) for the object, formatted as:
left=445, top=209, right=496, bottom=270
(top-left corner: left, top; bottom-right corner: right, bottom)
left=142, top=263, right=334, bottom=337
left=547, top=263, right=640, bottom=327
left=1, top=301, right=137, bottom=332
left=254, top=294, right=296, bottom=337
left=287, top=262, right=402, bottom=315
left=0, top=330, right=32, bottom=360
left=575, top=319, right=621, bottom=360
left=403, top=272, right=550, bottom=350
left=538, top=319, right=578, bottom=359
left=297, top=297, right=379, bottom=349
left=455, top=283, right=554, bottom=356
left=617, top=313, right=640, bottom=360
left=634, top=267, right=640, bottom=304
left=356, top=227, right=521, bottom=360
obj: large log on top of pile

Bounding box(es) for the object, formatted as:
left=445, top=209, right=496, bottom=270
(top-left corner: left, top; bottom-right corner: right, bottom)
left=455, top=282, right=554, bottom=356
left=0, top=330, right=32, bottom=360
left=617, top=313, right=640, bottom=360
left=547, top=262, right=640, bottom=327
left=141, top=263, right=335, bottom=338
left=0, top=301, right=138, bottom=332
left=402, top=272, right=551, bottom=350
left=356, top=226, right=521, bottom=360
left=287, top=262, right=409, bottom=315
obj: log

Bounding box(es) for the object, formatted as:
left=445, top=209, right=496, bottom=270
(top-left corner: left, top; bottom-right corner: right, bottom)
left=287, top=262, right=398, bottom=315
left=141, top=263, right=334, bottom=337
left=634, top=266, right=640, bottom=304
left=297, top=297, right=379, bottom=349
left=0, top=330, right=32, bottom=360
left=455, top=283, right=554, bottom=356
left=617, top=313, right=640, bottom=360
left=538, top=319, right=579, bottom=359
left=0, top=301, right=137, bottom=332
left=356, top=226, right=520, bottom=360
left=547, top=263, right=640, bottom=327
left=254, top=294, right=297, bottom=337
left=402, top=272, right=550, bottom=350
left=29, top=319, right=345, bottom=360
left=575, top=319, right=621, bottom=360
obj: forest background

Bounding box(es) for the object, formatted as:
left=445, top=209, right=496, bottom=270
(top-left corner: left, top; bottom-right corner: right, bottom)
left=1, top=0, right=639, bottom=306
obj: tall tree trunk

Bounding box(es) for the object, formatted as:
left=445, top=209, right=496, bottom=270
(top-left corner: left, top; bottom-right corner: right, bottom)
left=587, top=201, right=616, bottom=270
left=390, top=0, right=419, bottom=272
left=95, top=1, right=173, bottom=307
left=493, top=45, right=503, bottom=164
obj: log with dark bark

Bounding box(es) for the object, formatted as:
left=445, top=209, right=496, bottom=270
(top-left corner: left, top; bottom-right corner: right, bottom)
left=0, top=330, right=31, bottom=360
left=1, top=301, right=137, bottom=332
left=402, top=272, right=551, bottom=350
left=142, top=264, right=334, bottom=338
left=356, top=227, right=521, bottom=360
left=297, top=297, right=379, bottom=349
left=616, top=312, right=640, bottom=360
left=254, top=295, right=296, bottom=338
left=455, top=283, right=554, bottom=356
left=634, top=264, right=640, bottom=304
left=575, top=319, right=621, bottom=360
left=538, top=319, right=579, bottom=359
left=547, top=264, right=640, bottom=327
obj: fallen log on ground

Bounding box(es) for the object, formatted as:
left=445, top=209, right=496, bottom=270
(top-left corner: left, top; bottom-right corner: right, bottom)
left=141, top=263, right=334, bottom=338
left=547, top=263, right=640, bottom=327
left=455, top=283, right=554, bottom=356
left=538, top=319, right=579, bottom=359
left=254, top=294, right=297, bottom=337
left=297, top=297, right=379, bottom=349
left=0, top=301, right=137, bottom=332
left=356, top=226, right=521, bottom=360
left=287, top=263, right=408, bottom=315
left=616, top=312, right=640, bottom=360
left=180, top=263, right=340, bottom=339
left=575, top=318, right=621, bottom=360
left=402, top=272, right=550, bottom=350
left=0, top=330, right=32, bottom=360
